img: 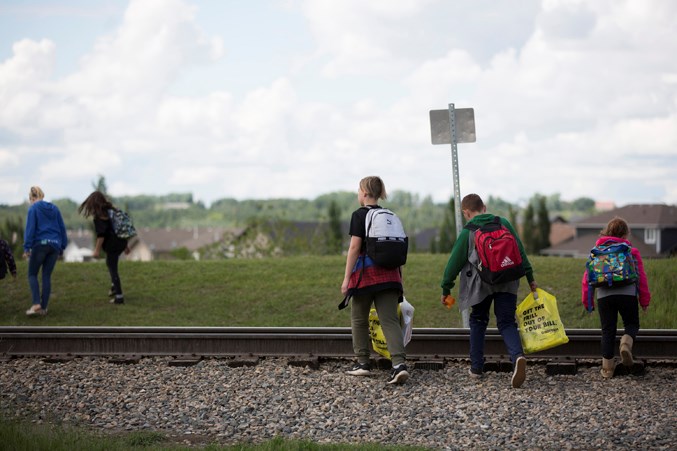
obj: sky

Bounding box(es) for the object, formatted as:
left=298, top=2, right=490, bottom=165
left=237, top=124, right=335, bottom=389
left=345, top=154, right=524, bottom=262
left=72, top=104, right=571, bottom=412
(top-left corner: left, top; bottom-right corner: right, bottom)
left=1, top=0, right=676, bottom=208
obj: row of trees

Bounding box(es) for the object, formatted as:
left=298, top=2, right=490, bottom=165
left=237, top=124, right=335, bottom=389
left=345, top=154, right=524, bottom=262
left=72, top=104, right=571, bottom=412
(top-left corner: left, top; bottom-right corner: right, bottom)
left=0, top=176, right=594, bottom=258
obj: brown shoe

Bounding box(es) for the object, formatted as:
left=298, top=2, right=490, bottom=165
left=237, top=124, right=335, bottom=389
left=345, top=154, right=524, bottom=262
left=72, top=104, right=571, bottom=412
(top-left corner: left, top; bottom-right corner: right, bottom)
left=600, top=357, right=616, bottom=378
left=620, top=335, right=634, bottom=367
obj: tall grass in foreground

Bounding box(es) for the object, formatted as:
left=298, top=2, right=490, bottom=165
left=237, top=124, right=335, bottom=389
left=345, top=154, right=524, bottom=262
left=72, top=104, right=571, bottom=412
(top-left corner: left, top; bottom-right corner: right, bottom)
left=0, top=255, right=675, bottom=328
left=0, top=417, right=430, bottom=451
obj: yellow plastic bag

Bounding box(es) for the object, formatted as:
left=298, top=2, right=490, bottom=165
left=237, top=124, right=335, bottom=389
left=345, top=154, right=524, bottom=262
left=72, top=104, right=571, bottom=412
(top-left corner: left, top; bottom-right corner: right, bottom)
left=368, top=298, right=414, bottom=359
left=369, top=308, right=391, bottom=358
left=517, top=288, right=569, bottom=354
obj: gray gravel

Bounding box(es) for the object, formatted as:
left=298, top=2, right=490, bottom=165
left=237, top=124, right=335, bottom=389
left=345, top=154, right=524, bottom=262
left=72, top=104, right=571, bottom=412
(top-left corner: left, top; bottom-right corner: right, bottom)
left=1, top=357, right=676, bottom=449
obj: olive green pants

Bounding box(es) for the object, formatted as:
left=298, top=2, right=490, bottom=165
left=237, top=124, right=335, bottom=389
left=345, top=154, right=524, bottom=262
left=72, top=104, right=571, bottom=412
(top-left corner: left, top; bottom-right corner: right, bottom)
left=350, top=289, right=406, bottom=367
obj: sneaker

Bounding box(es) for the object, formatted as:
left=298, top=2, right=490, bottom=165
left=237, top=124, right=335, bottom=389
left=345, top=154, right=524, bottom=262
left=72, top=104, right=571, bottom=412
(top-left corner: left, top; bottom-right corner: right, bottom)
left=468, top=367, right=483, bottom=378
left=346, top=362, right=371, bottom=376
left=511, top=356, right=527, bottom=388
left=110, top=295, right=124, bottom=304
left=25, top=305, right=43, bottom=316
left=387, top=364, right=409, bottom=385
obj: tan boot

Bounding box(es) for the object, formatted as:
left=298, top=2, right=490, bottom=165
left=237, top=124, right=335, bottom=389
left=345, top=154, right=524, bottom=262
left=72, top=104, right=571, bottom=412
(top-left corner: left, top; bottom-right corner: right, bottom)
left=620, top=334, right=634, bottom=367
left=600, top=358, right=616, bottom=378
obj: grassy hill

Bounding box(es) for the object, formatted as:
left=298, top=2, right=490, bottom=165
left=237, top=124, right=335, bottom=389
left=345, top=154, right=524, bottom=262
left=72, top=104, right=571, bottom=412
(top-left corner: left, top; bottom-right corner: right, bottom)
left=1, top=255, right=674, bottom=329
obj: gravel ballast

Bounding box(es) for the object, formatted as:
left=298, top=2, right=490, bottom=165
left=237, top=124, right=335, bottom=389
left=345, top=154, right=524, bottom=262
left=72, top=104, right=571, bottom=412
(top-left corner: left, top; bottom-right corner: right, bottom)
left=1, top=357, right=675, bottom=449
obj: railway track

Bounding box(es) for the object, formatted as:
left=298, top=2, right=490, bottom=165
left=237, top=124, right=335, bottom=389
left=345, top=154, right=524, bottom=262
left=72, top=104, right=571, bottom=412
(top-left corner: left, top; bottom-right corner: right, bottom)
left=1, top=327, right=675, bottom=361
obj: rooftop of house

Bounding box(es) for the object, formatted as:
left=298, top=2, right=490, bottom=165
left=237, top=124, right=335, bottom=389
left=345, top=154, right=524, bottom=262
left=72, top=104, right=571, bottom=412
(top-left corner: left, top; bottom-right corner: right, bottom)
left=575, top=204, right=677, bottom=228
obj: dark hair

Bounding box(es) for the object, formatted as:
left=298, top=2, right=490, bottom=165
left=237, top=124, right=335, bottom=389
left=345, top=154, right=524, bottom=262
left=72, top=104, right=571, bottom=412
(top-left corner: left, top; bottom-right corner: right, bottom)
left=78, top=191, right=114, bottom=219
left=601, top=216, right=629, bottom=239
left=461, top=193, right=484, bottom=212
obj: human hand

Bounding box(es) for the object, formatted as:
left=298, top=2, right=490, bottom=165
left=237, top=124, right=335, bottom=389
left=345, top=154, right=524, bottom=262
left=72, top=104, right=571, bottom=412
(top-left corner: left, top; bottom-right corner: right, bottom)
left=92, top=250, right=100, bottom=258
left=441, top=294, right=455, bottom=309
left=529, top=281, right=538, bottom=292
left=124, top=246, right=131, bottom=255
left=22, top=251, right=30, bottom=259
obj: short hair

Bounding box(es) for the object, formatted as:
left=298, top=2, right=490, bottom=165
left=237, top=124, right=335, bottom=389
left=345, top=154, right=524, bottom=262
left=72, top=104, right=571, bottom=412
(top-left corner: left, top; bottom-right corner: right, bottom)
left=601, top=216, right=629, bottom=238
left=359, top=176, right=387, bottom=200
left=29, top=186, right=44, bottom=201
left=461, top=193, right=484, bottom=212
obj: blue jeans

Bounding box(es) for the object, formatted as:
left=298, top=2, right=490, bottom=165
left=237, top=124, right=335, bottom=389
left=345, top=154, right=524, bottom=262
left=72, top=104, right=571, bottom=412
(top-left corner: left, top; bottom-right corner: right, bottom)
left=28, top=244, right=60, bottom=310
left=469, top=292, right=524, bottom=371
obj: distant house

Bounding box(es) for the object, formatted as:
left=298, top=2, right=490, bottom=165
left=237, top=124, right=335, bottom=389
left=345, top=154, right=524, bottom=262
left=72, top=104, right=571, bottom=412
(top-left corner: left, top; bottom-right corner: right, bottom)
left=64, top=229, right=95, bottom=262
left=128, top=226, right=245, bottom=261
left=411, top=228, right=438, bottom=252
left=64, top=227, right=245, bottom=262
left=541, top=204, right=677, bottom=258
left=548, top=216, right=575, bottom=248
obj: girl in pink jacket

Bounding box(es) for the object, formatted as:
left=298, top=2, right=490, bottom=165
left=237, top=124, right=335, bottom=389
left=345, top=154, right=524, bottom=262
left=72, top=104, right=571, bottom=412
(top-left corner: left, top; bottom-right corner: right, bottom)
left=581, top=217, right=650, bottom=378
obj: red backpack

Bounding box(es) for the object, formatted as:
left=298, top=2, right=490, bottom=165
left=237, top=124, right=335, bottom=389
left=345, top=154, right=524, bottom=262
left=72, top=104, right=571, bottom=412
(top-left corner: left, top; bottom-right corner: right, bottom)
left=465, top=216, right=525, bottom=285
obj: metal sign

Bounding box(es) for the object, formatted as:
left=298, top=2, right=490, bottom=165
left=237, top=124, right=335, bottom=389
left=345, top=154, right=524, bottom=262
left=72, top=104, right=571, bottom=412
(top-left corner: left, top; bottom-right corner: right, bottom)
left=429, top=108, right=476, bottom=144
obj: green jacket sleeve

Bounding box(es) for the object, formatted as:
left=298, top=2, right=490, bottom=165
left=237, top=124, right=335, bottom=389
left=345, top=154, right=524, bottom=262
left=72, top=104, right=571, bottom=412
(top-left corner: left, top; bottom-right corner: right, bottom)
left=440, top=228, right=471, bottom=295
left=499, top=217, right=535, bottom=284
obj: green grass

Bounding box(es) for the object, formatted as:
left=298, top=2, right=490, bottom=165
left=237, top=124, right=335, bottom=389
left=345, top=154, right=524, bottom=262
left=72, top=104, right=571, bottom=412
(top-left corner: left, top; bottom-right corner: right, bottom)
left=1, top=255, right=675, bottom=328
left=0, top=417, right=431, bottom=451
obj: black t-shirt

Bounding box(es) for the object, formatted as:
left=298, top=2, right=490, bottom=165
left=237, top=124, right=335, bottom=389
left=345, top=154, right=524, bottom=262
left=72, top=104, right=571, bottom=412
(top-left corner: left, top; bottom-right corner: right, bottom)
left=94, top=217, right=127, bottom=254
left=349, top=205, right=380, bottom=252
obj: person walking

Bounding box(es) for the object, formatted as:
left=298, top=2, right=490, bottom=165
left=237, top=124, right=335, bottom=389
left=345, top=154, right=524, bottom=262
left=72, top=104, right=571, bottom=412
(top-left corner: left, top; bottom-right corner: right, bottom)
left=581, top=217, right=651, bottom=378
left=440, top=193, right=537, bottom=388
left=78, top=191, right=130, bottom=304
left=340, top=176, right=409, bottom=385
left=23, top=186, right=68, bottom=316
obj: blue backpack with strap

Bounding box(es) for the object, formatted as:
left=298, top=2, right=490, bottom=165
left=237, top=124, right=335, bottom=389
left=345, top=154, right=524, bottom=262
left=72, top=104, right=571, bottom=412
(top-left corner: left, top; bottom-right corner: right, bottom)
left=585, top=240, right=638, bottom=311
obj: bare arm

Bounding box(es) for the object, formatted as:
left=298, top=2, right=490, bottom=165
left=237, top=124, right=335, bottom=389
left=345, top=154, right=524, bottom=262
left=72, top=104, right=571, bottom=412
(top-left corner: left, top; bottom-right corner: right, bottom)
left=92, top=237, right=104, bottom=258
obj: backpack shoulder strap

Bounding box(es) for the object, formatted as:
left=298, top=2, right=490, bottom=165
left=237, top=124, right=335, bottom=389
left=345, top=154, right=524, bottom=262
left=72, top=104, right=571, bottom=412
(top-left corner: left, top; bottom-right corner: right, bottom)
left=365, top=205, right=382, bottom=236
left=464, top=222, right=480, bottom=232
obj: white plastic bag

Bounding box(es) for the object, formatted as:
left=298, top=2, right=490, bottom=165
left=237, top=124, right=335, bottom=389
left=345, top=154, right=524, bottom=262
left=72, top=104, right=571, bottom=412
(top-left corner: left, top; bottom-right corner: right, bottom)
left=400, top=297, right=414, bottom=346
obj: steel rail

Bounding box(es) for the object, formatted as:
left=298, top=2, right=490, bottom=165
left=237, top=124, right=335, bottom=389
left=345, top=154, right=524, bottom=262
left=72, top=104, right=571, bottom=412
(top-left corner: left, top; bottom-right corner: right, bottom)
left=0, top=327, right=675, bottom=360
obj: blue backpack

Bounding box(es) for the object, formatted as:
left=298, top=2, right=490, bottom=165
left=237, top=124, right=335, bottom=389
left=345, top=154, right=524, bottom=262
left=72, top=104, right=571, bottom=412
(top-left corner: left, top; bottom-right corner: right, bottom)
left=585, top=240, right=638, bottom=310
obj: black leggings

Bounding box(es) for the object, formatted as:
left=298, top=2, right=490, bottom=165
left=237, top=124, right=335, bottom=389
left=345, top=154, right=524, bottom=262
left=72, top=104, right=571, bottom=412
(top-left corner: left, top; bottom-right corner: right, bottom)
left=106, top=250, right=123, bottom=296
left=597, top=294, right=639, bottom=359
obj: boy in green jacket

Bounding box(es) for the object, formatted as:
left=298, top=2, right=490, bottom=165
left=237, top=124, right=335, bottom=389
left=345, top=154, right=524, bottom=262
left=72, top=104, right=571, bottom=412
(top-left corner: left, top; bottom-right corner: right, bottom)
left=440, top=193, right=537, bottom=388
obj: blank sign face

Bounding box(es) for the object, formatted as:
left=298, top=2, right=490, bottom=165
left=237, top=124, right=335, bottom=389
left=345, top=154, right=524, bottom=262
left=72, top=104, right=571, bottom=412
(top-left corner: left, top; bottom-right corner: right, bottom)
left=430, top=108, right=476, bottom=144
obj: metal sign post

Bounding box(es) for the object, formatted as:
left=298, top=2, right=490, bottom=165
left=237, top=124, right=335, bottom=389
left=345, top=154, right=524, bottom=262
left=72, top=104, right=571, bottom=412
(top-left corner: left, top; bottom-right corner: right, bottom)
left=429, top=104, right=476, bottom=328
left=448, top=104, right=464, bottom=239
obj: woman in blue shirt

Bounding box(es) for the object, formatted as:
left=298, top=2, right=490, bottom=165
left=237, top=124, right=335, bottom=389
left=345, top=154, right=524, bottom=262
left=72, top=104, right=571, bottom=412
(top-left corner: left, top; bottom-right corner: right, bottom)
left=23, top=186, right=68, bottom=316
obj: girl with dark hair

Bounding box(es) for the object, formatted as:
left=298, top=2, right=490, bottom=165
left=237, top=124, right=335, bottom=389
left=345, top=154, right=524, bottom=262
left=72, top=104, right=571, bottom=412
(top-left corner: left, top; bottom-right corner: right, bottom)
left=78, top=191, right=130, bottom=304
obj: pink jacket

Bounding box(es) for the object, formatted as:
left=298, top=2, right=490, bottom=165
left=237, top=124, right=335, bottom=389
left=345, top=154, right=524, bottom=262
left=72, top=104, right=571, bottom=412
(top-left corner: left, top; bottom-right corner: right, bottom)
left=581, top=236, right=651, bottom=311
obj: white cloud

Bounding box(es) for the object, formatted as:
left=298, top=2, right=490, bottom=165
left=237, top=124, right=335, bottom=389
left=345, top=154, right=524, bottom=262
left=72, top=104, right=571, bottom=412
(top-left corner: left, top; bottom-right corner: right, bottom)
left=0, top=0, right=675, bottom=208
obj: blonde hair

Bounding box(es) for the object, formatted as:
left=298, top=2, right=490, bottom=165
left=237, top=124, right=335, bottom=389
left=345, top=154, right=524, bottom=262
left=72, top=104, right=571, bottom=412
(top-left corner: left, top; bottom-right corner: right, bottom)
left=359, top=176, right=387, bottom=200
left=29, top=186, right=45, bottom=201
left=461, top=193, right=485, bottom=213
left=601, top=216, right=629, bottom=239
